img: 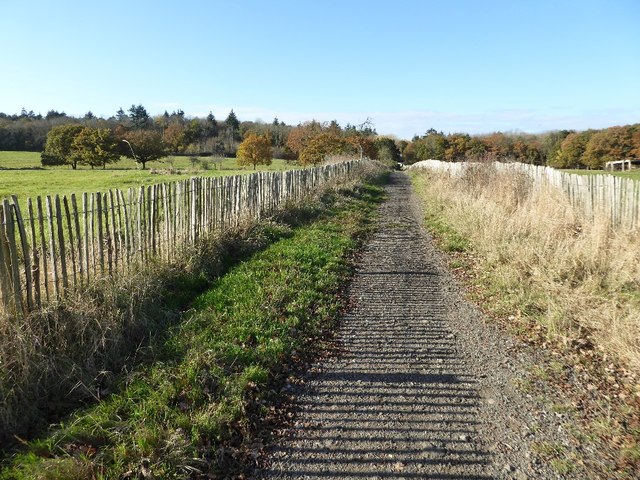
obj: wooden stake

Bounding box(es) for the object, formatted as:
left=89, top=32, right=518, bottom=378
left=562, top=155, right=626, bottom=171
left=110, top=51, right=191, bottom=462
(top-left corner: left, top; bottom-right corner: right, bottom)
left=54, top=195, right=68, bottom=291
left=37, top=197, right=50, bottom=301
left=27, top=198, right=41, bottom=307
left=45, top=196, right=60, bottom=298
left=11, top=196, right=33, bottom=311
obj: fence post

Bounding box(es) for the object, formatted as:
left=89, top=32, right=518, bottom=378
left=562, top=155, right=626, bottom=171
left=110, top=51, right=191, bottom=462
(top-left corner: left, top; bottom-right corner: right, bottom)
left=27, top=198, right=41, bottom=307
left=0, top=161, right=358, bottom=315
left=0, top=203, right=15, bottom=311
left=11, top=196, right=33, bottom=311
left=71, top=194, right=83, bottom=285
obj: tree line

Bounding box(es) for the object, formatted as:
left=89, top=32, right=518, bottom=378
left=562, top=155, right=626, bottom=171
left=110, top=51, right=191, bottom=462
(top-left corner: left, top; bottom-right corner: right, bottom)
left=0, top=106, right=278, bottom=160
left=2, top=106, right=638, bottom=169
left=0, top=105, right=402, bottom=170
left=402, top=124, right=640, bottom=168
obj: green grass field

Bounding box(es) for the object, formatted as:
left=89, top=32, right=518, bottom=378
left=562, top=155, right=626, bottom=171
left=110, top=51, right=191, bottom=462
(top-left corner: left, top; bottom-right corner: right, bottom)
left=562, top=168, right=640, bottom=180
left=0, top=151, right=297, bottom=200
left=0, top=180, right=384, bottom=479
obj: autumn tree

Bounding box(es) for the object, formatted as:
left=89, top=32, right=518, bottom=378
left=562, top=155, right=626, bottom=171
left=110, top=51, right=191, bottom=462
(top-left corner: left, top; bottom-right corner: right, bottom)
left=299, top=132, right=349, bottom=166
left=236, top=133, right=272, bottom=170
left=122, top=129, right=165, bottom=169
left=550, top=131, right=594, bottom=169
left=163, top=123, right=186, bottom=153
left=286, top=120, right=324, bottom=156
left=41, top=123, right=85, bottom=168
left=582, top=126, right=635, bottom=169
left=346, top=134, right=377, bottom=159
left=443, top=133, right=470, bottom=162
left=72, top=127, right=120, bottom=169
left=482, top=132, right=514, bottom=160
left=466, top=137, right=487, bottom=160
left=414, top=131, right=448, bottom=160
left=344, top=119, right=378, bottom=159
left=512, top=136, right=544, bottom=165
left=632, top=128, right=640, bottom=158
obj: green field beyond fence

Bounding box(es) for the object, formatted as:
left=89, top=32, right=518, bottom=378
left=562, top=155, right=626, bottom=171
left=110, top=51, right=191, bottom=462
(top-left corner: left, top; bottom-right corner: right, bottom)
left=0, top=151, right=296, bottom=200
left=0, top=160, right=360, bottom=315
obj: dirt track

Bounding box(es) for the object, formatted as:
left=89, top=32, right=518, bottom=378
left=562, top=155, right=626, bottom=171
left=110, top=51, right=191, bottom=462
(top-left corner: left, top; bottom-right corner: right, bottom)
left=260, top=172, right=574, bottom=479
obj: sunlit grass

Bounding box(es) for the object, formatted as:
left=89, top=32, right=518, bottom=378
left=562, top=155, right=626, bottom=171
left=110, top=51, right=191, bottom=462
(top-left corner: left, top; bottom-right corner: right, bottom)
left=562, top=168, right=640, bottom=180
left=0, top=169, right=387, bottom=479
left=0, top=151, right=297, bottom=200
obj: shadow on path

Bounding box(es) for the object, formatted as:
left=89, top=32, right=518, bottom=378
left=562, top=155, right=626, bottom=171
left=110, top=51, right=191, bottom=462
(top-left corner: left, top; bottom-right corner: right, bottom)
left=261, top=173, right=492, bottom=479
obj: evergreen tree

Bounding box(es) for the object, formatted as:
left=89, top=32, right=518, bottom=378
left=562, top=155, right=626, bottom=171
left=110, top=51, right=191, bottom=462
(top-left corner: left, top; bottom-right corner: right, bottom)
left=225, top=109, right=240, bottom=140
left=205, top=112, right=218, bottom=137
left=128, top=104, right=151, bottom=129
left=116, top=108, right=127, bottom=122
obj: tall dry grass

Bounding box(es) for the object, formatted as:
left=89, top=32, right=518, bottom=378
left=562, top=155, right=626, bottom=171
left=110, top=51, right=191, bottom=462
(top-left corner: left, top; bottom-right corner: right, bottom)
left=0, top=159, right=389, bottom=449
left=412, top=165, right=640, bottom=373
left=0, top=226, right=253, bottom=445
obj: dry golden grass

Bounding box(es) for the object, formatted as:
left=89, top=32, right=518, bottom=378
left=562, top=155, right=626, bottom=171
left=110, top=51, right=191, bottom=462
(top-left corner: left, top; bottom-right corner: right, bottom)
left=411, top=165, right=640, bottom=373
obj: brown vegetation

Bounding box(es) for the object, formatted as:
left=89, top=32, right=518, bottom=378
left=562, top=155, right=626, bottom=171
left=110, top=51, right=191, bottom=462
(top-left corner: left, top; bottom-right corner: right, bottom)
left=411, top=165, right=640, bottom=373
left=411, top=165, right=640, bottom=476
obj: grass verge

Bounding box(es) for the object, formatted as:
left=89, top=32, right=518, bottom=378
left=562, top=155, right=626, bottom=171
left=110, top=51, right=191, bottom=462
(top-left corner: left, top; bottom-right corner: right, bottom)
left=410, top=166, right=640, bottom=478
left=0, top=169, right=386, bottom=479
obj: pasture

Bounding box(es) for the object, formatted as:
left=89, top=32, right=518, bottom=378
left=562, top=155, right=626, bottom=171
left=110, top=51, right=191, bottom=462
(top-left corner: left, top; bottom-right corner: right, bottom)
left=0, top=151, right=296, bottom=200
left=563, top=167, right=640, bottom=180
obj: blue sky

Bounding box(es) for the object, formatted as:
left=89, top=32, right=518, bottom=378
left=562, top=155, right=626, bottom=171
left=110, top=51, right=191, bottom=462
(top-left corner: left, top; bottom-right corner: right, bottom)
left=1, top=0, right=639, bottom=139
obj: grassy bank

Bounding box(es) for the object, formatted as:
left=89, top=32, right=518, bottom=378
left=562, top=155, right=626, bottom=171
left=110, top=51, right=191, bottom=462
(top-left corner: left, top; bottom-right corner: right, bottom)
left=0, top=166, right=386, bottom=479
left=410, top=166, right=640, bottom=477
left=0, top=151, right=296, bottom=200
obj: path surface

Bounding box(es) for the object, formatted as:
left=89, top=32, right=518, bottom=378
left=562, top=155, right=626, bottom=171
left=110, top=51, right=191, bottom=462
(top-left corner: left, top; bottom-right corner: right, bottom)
left=260, top=172, right=572, bottom=479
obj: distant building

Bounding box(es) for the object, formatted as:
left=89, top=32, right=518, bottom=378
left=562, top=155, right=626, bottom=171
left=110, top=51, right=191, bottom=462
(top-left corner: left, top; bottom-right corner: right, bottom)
left=604, top=159, right=640, bottom=171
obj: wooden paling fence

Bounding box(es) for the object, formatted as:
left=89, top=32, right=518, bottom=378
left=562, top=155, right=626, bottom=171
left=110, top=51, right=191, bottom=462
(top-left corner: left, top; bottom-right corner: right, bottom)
left=0, top=160, right=360, bottom=314
left=409, top=160, right=640, bottom=230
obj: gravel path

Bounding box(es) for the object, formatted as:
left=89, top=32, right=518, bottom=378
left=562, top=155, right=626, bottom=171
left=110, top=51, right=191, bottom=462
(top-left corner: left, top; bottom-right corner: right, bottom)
left=260, top=172, right=574, bottom=479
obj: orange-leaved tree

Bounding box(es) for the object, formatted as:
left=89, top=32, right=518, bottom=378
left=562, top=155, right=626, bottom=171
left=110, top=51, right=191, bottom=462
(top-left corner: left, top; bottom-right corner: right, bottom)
left=345, top=134, right=377, bottom=160
left=285, top=120, right=324, bottom=157
left=299, top=132, right=349, bottom=166
left=236, top=133, right=272, bottom=170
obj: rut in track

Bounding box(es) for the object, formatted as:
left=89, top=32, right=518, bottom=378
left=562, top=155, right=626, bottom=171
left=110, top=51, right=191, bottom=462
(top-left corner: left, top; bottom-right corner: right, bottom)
left=260, top=172, right=573, bottom=479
